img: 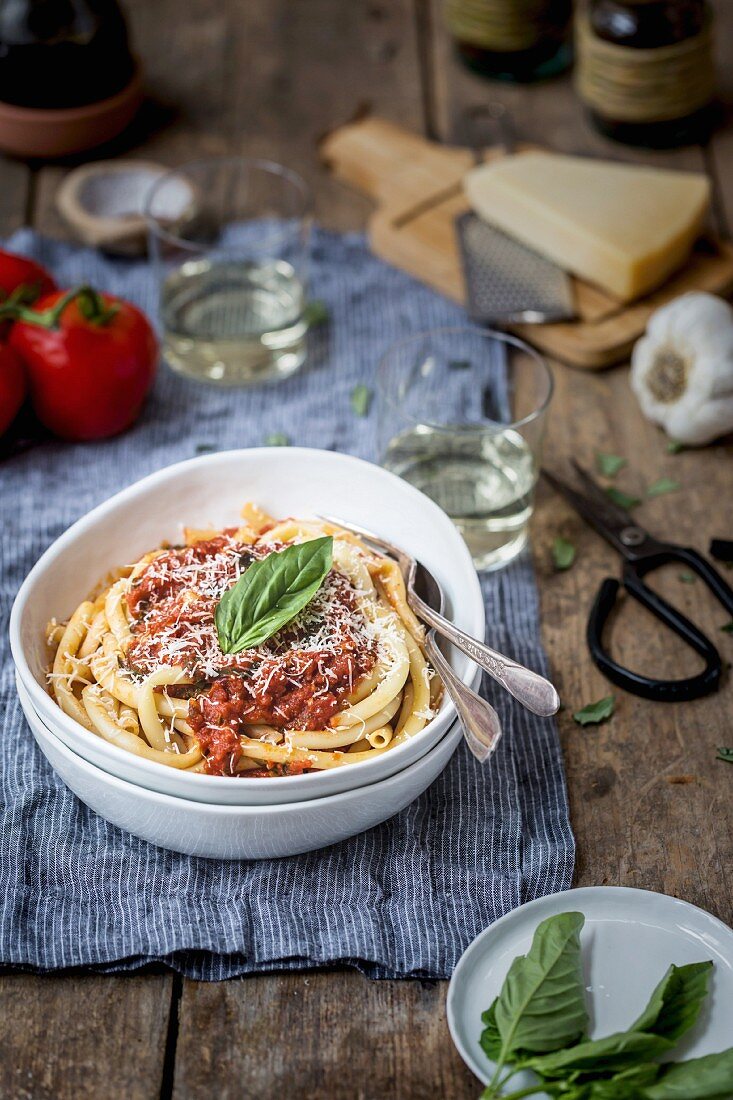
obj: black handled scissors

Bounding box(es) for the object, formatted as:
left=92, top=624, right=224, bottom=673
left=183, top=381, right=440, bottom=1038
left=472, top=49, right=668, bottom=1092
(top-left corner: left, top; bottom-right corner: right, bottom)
left=543, top=461, right=733, bottom=702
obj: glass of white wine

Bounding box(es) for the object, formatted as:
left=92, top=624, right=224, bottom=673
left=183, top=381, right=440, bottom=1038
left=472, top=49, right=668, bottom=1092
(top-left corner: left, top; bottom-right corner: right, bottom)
left=146, top=157, right=312, bottom=386
left=378, top=327, right=553, bottom=571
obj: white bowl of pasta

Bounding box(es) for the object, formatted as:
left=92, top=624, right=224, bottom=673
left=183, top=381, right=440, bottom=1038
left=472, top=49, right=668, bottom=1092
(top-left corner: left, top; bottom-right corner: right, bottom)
left=18, top=673, right=464, bottom=858
left=11, top=448, right=484, bottom=806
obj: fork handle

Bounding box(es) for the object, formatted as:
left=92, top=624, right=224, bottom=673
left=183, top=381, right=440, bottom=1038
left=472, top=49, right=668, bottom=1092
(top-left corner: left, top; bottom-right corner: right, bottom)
left=423, top=632, right=502, bottom=763
left=413, top=596, right=560, bottom=717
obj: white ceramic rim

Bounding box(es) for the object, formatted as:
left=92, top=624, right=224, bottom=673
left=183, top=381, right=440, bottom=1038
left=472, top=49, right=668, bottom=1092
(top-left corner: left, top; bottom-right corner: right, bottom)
left=24, top=676, right=464, bottom=817
left=446, top=885, right=733, bottom=1086
left=10, top=447, right=484, bottom=799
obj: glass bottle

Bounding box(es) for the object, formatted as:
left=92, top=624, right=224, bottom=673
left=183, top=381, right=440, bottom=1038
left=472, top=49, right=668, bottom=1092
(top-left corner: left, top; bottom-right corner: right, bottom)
left=444, top=0, right=572, bottom=82
left=577, top=0, right=715, bottom=147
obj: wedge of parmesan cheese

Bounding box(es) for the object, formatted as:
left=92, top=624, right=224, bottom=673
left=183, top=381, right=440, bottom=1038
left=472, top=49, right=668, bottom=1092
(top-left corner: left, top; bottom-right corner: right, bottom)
left=464, top=152, right=710, bottom=302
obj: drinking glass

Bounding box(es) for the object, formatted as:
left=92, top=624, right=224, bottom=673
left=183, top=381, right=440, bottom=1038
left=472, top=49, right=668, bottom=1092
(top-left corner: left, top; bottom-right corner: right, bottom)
left=146, top=157, right=312, bottom=385
left=378, top=327, right=553, bottom=571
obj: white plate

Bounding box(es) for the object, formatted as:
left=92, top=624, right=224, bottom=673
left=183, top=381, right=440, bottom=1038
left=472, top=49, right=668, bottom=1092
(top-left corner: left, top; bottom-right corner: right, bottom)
left=10, top=447, right=484, bottom=805
left=447, top=886, right=733, bottom=1090
left=19, top=673, right=463, bottom=859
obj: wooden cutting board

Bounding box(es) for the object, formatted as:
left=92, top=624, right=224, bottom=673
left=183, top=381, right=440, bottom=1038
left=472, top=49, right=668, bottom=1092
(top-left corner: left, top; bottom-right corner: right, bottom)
left=320, top=117, right=733, bottom=369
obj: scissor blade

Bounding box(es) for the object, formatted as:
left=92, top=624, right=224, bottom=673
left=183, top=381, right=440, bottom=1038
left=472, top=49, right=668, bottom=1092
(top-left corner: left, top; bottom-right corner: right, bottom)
left=542, top=464, right=652, bottom=558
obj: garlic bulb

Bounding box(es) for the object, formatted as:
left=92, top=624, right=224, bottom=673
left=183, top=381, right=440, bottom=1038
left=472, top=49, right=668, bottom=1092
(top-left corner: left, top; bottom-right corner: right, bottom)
left=630, top=292, right=733, bottom=446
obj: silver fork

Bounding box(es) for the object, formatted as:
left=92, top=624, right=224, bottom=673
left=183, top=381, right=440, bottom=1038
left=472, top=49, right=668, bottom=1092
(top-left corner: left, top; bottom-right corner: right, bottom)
left=323, top=515, right=560, bottom=718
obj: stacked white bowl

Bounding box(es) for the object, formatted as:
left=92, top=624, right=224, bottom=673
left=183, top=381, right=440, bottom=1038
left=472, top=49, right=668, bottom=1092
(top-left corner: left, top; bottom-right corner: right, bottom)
left=10, top=449, right=484, bottom=859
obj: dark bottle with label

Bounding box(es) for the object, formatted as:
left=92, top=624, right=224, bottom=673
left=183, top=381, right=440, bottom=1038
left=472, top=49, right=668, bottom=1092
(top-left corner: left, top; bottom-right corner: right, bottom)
left=577, top=0, right=715, bottom=147
left=445, top=0, right=572, bottom=83
left=0, top=0, right=135, bottom=110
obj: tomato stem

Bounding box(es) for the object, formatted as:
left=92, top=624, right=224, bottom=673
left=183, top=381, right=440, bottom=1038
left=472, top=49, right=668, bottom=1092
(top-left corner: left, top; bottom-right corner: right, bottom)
left=0, top=284, right=119, bottom=329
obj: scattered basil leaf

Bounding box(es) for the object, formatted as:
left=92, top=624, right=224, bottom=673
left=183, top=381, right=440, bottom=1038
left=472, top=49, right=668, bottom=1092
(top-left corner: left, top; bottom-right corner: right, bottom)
left=449, top=358, right=471, bottom=370
left=195, top=442, right=217, bottom=455
left=573, top=695, right=615, bottom=726
left=678, top=572, right=696, bottom=584
left=647, top=477, right=681, bottom=498
left=479, top=1001, right=504, bottom=1062
left=350, top=384, right=372, bottom=417
left=302, top=300, right=329, bottom=327
left=264, top=432, right=290, bottom=447
left=552, top=536, right=576, bottom=571
left=720, top=622, right=733, bottom=634
left=644, top=1048, right=733, bottom=1099
left=666, top=440, right=686, bottom=454
left=716, top=747, right=733, bottom=764
left=215, top=536, right=333, bottom=654
left=492, top=912, right=588, bottom=1061
left=596, top=452, right=627, bottom=478
left=629, top=961, right=712, bottom=1043
left=605, top=486, right=641, bottom=511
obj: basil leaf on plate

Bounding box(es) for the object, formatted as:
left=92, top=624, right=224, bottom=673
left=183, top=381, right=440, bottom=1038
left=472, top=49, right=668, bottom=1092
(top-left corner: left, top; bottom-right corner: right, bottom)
left=596, top=452, right=627, bottom=478
left=479, top=1001, right=503, bottom=1062
left=493, top=912, right=588, bottom=1059
left=526, top=1030, right=673, bottom=1079
left=573, top=696, right=615, bottom=726
left=643, top=1048, right=733, bottom=1099
left=215, top=536, right=333, bottom=654
left=630, top=961, right=712, bottom=1042
left=552, top=536, right=576, bottom=571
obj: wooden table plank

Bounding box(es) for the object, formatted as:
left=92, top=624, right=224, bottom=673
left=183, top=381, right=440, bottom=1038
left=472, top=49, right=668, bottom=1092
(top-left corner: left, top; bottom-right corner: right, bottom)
left=0, top=973, right=172, bottom=1100
left=0, top=161, right=32, bottom=238
left=32, top=0, right=426, bottom=238
left=173, top=973, right=477, bottom=1100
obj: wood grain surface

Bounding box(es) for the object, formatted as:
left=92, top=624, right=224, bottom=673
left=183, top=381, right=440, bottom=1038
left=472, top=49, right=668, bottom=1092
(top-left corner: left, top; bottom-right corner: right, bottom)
left=1, top=1, right=732, bottom=1097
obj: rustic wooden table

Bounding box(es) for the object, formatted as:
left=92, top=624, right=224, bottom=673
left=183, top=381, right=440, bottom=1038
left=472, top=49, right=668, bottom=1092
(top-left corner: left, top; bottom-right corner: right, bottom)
left=1, top=3, right=732, bottom=1097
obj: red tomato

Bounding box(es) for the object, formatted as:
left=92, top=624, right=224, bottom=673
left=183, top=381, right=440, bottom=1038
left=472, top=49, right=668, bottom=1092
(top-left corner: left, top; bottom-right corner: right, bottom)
left=9, top=288, right=158, bottom=441
left=0, top=343, right=26, bottom=435
left=0, top=249, right=56, bottom=302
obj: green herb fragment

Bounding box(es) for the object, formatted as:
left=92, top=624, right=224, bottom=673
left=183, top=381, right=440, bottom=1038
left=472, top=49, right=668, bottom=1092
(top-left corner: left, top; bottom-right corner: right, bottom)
left=605, top=486, right=641, bottom=511
left=552, top=536, right=576, bottom=571
left=449, top=359, right=471, bottom=370
left=573, top=695, right=615, bottom=726
left=302, top=300, right=329, bottom=327
left=215, top=536, right=332, bottom=654
left=264, top=432, right=290, bottom=447
left=647, top=477, right=681, bottom=498
left=195, top=442, right=217, bottom=455
left=350, top=384, right=372, bottom=417
left=678, top=572, right=696, bottom=584
left=666, top=440, right=686, bottom=454
left=721, top=622, right=733, bottom=634
left=595, top=452, right=627, bottom=478
left=644, top=1048, right=733, bottom=1099
left=716, top=747, right=733, bottom=764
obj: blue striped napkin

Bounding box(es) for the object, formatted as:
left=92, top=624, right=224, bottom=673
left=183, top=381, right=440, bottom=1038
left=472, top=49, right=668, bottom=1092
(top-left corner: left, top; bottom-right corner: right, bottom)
left=0, top=227, right=573, bottom=978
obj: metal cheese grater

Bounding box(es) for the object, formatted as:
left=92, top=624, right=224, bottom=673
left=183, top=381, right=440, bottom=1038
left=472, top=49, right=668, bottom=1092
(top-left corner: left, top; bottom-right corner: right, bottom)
left=456, top=104, right=575, bottom=325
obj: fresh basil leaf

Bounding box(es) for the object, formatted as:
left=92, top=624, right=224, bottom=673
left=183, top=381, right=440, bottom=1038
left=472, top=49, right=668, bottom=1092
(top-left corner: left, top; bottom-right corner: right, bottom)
left=350, top=384, right=372, bottom=418
left=526, top=1030, right=673, bottom=1079
left=479, top=1000, right=503, bottom=1061
left=573, top=696, right=615, bottom=726
left=716, top=747, right=733, bottom=764
left=493, top=912, right=588, bottom=1060
left=554, top=1064, right=662, bottom=1099
left=449, top=358, right=471, bottom=370
left=666, top=440, right=686, bottom=454
left=264, top=432, right=290, bottom=447
left=596, top=452, right=627, bottom=478
left=553, top=536, right=576, bottom=571
left=647, top=477, right=680, bottom=498
left=643, top=1048, right=733, bottom=1099
left=605, top=486, right=641, bottom=511
left=215, top=536, right=333, bottom=654
left=630, top=961, right=712, bottom=1042
left=678, top=572, right=696, bottom=584
left=302, top=300, right=329, bottom=327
